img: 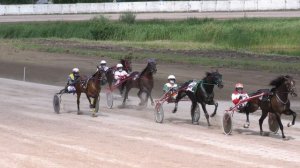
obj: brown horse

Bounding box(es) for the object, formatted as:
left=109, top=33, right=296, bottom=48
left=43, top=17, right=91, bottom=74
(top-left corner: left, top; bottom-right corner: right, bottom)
left=243, top=75, right=297, bottom=138
left=172, top=70, right=224, bottom=125
left=74, top=68, right=105, bottom=117
left=122, top=59, right=157, bottom=106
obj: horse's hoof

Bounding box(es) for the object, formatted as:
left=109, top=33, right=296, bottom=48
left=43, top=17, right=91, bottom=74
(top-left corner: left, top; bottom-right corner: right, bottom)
left=282, top=135, right=286, bottom=139
left=243, top=123, right=250, bottom=128
left=192, top=121, right=199, bottom=125
left=260, top=131, right=264, bottom=136
left=210, top=113, right=216, bottom=117
left=172, top=109, right=177, bottom=113
left=92, top=113, right=98, bottom=117
left=90, top=108, right=95, bottom=112
left=287, top=122, right=293, bottom=127
left=77, top=111, right=83, bottom=115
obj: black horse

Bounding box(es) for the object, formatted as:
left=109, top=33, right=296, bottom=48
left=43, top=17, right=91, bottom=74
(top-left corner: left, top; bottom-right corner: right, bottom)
left=172, top=70, right=224, bottom=125
left=243, top=75, right=297, bottom=138
left=122, top=59, right=157, bottom=106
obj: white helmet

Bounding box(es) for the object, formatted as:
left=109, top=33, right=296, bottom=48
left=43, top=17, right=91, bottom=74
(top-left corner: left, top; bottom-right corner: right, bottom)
left=116, top=64, right=123, bottom=68
left=72, top=68, right=79, bottom=73
left=100, top=60, right=106, bottom=65
left=168, top=75, right=176, bottom=80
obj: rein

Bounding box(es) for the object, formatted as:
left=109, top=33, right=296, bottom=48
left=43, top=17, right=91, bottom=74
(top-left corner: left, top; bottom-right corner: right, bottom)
left=275, top=93, right=289, bottom=105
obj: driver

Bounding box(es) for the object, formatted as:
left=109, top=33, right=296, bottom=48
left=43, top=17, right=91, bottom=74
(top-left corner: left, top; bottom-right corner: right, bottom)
left=163, top=75, right=178, bottom=101
left=114, top=63, right=128, bottom=85
left=232, top=83, right=249, bottom=110
left=97, top=60, right=109, bottom=72
left=66, top=68, right=80, bottom=93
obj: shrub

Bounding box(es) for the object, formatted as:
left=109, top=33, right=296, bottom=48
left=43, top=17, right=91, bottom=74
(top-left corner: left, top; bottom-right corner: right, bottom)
left=119, top=12, right=136, bottom=24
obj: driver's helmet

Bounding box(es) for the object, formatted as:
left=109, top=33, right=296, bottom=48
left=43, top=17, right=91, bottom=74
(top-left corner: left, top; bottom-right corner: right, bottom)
left=116, top=63, right=123, bottom=71
left=100, top=60, right=107, bottom=66
left=72, top=68, right=79, bottom=74
left=168, top=75, right=176, bottom=84
left=235, top=83, right=243, bottom=91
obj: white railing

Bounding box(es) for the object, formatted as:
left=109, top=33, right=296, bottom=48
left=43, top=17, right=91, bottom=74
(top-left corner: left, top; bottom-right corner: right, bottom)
left=0, top=0, right=299, bottom=15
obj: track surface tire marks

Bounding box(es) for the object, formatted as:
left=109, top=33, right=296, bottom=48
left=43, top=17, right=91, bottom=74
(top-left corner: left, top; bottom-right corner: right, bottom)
left=0, top=78, right=300, bottom=168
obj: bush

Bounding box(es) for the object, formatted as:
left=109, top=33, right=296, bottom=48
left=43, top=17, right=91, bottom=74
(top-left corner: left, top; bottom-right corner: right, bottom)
left=119, top=12, right=136, bottom=24
left=89, top=16, right=118, bottom=40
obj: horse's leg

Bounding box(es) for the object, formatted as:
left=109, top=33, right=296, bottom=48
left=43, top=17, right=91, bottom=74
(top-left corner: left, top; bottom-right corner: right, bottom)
left=208, top=100, right=218, bottom=117
left=122, top=86, right=131, bottom=106
left=259, top=110, right=268, bottom=136
left=77, top=92, right=83, bottom=115
left=86, top=94, right=92, bottom=108
left=172, top=91, right=186, bottom=113
left=148, top=89, right=155, bottom=106
left=244, top=110, right=250, bottom=128
left=191, top=102, right=198, bottom=124
left=200, top=102, right=211, bottom=126
left=287, top=109, right=297, bottom=127
left=91, top=94, right=98, bottom=117
left=274, top=113, right=285, bottom=138
left=137, top=89, right=145, bottom=106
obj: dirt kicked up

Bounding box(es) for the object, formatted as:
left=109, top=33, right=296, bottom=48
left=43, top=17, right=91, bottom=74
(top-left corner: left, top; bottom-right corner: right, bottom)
left=0, top=78, right=300, bottom=168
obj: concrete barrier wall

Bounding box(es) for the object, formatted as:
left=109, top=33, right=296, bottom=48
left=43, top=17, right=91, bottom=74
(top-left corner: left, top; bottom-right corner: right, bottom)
left=0, top=0, right=300, bottom=15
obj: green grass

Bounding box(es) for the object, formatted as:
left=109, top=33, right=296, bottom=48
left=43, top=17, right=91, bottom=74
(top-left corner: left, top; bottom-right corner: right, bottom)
left=12, top=39, right=300, bottom=74
left=1, top=17, right=300, bottom=56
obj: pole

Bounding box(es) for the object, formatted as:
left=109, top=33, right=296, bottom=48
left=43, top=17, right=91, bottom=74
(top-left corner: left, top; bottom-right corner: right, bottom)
left=23, top=67, right=26, bottom=81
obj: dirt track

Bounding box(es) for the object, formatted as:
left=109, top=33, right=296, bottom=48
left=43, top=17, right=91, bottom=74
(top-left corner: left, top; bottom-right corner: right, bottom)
left=0, top=78, right=300, bottom=168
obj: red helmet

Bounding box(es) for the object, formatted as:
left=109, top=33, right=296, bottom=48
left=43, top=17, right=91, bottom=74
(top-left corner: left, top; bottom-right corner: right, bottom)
left=235, top=83, right=243, bottom=88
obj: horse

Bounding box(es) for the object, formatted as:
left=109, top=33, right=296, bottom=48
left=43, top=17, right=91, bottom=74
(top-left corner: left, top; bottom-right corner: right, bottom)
left=122, top=59, right=157, bottom=107
left=73, top=68, right=105, bottom=117
left=105, top=58, right=132, bottom=92
left=243, top=75, right=297, bottom=138
left=172, top=70, right=224, bottom=125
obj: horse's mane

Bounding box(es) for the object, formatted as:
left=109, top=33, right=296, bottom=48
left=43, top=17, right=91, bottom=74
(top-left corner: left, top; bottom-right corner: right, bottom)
left=140, top=59, right=155, bottom=76
left=269, top=75, right=291, bottom=88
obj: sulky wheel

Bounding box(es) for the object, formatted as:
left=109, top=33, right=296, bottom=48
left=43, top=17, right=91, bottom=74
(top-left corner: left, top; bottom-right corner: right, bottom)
left=268, top=113, right=279, bottom=134
left=106, top=91, right=113, bottom=109
left=154, top=103, right=164, bottom=123
left=53, top=94, right=61, bottom=114
left=222, top=112, right=233, bottom=135
left=191, top=104, right=200, bottom=124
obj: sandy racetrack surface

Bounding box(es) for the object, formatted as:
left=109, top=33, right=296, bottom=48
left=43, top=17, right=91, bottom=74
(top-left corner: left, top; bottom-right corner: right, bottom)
left=0, top=78, right=300, bottom=168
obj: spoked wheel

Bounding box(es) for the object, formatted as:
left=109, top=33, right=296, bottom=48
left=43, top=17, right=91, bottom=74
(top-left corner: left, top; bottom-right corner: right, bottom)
left=222, top=112, right=233, bottom=135
left=154, top=102, right=164, bottom=123
left=106, top=91, right=113, bottom=109
left=191, top=104, right=200, bottom=124
left=268, top=113, right=279, bottom=134
left=53, top=94, right=61, bottom=114
left=95, top=96, right=100, bottom=113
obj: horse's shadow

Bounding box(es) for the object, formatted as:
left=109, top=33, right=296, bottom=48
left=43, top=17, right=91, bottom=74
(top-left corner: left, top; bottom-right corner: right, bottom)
left=117, top=104, right=148, bottom=110
left=64, top=110, right=109, bottom=117
left=234, top=128, right=294, bottom=141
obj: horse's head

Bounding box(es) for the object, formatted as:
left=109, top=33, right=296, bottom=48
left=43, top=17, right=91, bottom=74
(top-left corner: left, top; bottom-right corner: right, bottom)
left=270, top=75, right=297, bottom=97
left=206, top=70, right=224, bottom=88
left=96, top=67, right=106, bottom=80
left=121, top=58, right=132, bottom=73
left=147, top=58, right=157, bottom=74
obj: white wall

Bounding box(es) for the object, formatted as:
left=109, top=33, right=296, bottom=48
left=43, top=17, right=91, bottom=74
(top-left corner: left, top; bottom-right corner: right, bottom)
left=0, top=0, right=299, bottom=15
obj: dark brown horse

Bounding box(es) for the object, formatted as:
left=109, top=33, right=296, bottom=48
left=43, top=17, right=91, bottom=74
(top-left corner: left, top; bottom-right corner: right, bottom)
left=122, top=59, right=157, bottom=106
left=243, top=75, right=297, bottom=138
left=172, top=71, right=224, bottom=125
left=105, top=58, right=132, bottom=92
left=74, top=68, right=105, bottom=117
